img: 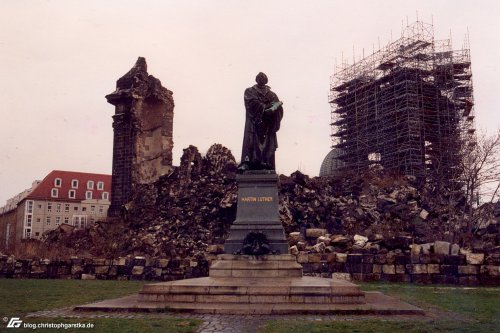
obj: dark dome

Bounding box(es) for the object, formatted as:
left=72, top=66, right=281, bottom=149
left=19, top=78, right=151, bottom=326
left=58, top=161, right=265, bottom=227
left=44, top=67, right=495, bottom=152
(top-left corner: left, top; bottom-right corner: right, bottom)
left=319, top=149, right=344, bottom=177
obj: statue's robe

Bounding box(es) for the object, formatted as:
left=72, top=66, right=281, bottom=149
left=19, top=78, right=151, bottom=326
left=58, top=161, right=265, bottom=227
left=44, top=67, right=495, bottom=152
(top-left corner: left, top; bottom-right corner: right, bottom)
left=241, top=84, right=283, bottom=170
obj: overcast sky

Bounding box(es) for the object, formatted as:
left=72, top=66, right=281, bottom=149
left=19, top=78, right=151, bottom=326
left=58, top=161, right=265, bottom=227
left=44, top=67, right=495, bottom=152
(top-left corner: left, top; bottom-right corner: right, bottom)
left=0, top=0, right=499, bottom=205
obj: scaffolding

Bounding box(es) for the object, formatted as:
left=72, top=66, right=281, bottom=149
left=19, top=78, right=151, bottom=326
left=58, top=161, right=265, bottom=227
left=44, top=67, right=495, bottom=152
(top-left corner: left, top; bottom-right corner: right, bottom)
left=329, top=21, right=475, bottom=185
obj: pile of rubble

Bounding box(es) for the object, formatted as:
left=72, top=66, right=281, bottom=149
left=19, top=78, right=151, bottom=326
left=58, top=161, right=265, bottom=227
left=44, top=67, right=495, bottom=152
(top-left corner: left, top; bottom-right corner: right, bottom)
left=42, top=144, right=499, bottom=263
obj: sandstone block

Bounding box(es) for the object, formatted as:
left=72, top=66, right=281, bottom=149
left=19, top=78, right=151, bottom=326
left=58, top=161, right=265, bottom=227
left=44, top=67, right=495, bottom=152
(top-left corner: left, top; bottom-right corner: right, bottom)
left=94, top=266, right=109, bottom=274
left=434, top=241, right=451, bottom=255
left=336, top=253, right=347, bottom=263
left=157, top=259, right=169, bottom=268
left=81, top=274, right=96, bottom=280
left=458, top=265, right=478, bottom=275
left=297, top=253, right=308, bottom=263
left=480, top=265, right=500, bottom=276
left=132, top=266, right=144, bottom=275
left=412, top=264, right=428, bottom=274
left=317, top=236, right=331, bottom=246
left=289, top=245, right=299, bottom=255
left=332, top=273, right=351, bottom=281
left=427, top=264, right=440, bottom=274
left=382, top=265, right=395, bottom=274
left=466, top=253, right=484, bottom=265
left=306, top=228, right=326, bottom=238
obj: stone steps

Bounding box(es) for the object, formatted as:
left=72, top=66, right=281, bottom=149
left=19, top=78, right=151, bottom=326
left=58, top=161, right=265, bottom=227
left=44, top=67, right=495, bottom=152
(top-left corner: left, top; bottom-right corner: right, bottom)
left=74, top=293, right=424, bottom=315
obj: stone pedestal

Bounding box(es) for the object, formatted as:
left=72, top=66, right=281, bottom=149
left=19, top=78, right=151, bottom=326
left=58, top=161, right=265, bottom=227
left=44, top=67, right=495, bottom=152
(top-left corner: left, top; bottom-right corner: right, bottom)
left=224, top=171, right=289, bottom=255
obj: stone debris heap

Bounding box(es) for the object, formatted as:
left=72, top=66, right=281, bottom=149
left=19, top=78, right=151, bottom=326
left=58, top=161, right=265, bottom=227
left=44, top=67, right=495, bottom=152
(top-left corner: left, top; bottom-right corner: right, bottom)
left=39, top=144, right=498, bottom=281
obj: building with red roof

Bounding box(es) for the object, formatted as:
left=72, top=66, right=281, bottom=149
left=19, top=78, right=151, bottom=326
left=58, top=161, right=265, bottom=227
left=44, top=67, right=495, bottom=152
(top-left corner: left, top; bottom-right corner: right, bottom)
left=0, top=170, right=111, bottom=251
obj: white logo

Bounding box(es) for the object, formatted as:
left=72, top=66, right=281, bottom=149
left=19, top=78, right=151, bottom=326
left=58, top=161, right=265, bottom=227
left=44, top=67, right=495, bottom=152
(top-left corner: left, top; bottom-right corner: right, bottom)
left=6, top=317, right=22, bottom=328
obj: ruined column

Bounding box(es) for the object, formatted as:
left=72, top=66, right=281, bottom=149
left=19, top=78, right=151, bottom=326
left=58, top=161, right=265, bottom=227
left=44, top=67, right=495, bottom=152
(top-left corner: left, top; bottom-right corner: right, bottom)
left=106, top=57, right=174, bottom=217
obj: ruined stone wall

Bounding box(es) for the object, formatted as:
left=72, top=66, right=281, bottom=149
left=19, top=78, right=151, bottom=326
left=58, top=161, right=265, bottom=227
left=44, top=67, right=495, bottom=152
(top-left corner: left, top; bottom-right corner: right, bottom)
left=0, top=252, right=498, bottom=285
left=106, top=57, right=174, bottom=216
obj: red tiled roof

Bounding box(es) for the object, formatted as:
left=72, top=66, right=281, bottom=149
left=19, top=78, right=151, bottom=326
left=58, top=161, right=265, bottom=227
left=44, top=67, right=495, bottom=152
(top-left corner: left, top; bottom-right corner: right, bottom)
left=26, top=170, right=112, bottom=202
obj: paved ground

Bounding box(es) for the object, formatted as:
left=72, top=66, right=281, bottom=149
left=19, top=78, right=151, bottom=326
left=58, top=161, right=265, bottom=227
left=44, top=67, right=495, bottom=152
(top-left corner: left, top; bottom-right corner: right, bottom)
left=26, top=307, right=429, bottom=333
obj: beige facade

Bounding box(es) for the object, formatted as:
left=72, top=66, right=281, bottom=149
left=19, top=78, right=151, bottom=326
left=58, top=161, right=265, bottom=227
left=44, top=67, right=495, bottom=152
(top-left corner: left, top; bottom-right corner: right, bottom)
left=20, top=198, right=110, bottom=239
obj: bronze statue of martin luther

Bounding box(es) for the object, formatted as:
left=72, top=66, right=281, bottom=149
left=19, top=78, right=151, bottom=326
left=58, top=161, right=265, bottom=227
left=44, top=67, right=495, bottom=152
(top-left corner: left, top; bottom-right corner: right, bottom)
left=238, top=72, right=283, bottom=172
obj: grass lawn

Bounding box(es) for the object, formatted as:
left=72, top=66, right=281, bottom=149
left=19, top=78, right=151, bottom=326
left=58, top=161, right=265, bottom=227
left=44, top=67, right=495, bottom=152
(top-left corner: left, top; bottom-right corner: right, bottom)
left=0, top=279, right=201, bottom=333
left=264, top=283, right=500, bottom=333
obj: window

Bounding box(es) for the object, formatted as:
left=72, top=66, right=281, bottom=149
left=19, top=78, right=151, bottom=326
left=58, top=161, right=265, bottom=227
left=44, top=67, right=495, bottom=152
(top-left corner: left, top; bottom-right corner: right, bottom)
left=64, top=217, right=69, bottom=224
left=97, top=181, right=104, bottom=190
left=36, top=218, right=41, bottom=223
left=46, top=217, right=51, bottom=225
left=65, top=204, right=70, bottom=212
left=91, top=205, right=95, bottom=213
left=26, top=215, right=32, bottom=227
left=56, top=203, right=61, bottom=212
left=74, top=206, right=78, bottom=212
left=99, top=205, right=104, bottom=213
left=55, top=217, right=61, bottom=225
left=35, top=232, right=40, bottom=237
left=87, top=181, right=94, bottom=190
left=85, top=191, right=92, bottom=200
left=71, top=179, right=78, bottom=188
left=26, top=200, right=33, bottom=214
left=102, top=192, right=109, bottom=200
left=26, top=229, right=31, bottom=238
left=47, top=203, right=52, bottom=213
left=73, top=216, right=79, bottom=226
left=68, top=190, right=76, bottom=199
left=51, top=188, right=58, bottom=198
left=37, top=204, right=42, bottom=209
left=82, top=207, right=87, bottom=212
left=54, top=178, right=62, bottom=187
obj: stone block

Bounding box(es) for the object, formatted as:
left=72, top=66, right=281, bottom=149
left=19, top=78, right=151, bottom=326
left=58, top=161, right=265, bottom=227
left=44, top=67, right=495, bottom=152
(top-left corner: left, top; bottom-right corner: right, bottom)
left=450, top=244, right=460, bottom=255
left=334, top=253, right=346, bottom=263
left=325, top=253, right=336, bottom=263
left=480, top=265, right=500, bottom=276
left=466, top=253, right=484, bottom=265
left=288, top=232, right=301, bottom=244
left=382, top=265, right=395, bottom=274
left=317, top=236, right=331, bottom=246
left=386, top=252, right=396, bottom=264
left=132, top=266, right=145, bottom=275
left=353, top=234, right=368, bottom=247
left=419, top=209, right=429, bottom=220
left=458, top=265, right=479, bottom=275
left=305, top=228, right=326, bottom=238
left=427, top=264, right=440, bottom=274
left=308, top=253, right=322, bottom=263
left=395, top=265, right=406, bottom=274
left=81, top=274, right=96, bottom=280
left=412, top=264, right=428, bottom=274
left=94, top=266, right=109, bottom=274
left=207, top=245, right=224, bottom=254
left=93, top=258, right=106, bottom=266
left=373, top=264, right=382, bottom=274
left=332, top=272, right=351, bottom=281
left=157, top=259, right=170, bottom=268
left=434, top=241, right=451, bottom=255
left=312, top=243, right=326, bottom=253
left=297, top=253, right=308, bottom=263
left=374, top=254, right=386, bottom=264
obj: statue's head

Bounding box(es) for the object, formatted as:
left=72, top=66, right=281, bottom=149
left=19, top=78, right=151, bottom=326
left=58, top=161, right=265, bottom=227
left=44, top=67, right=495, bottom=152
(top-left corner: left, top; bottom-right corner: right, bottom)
left=255, top=72, right=268, bottom=86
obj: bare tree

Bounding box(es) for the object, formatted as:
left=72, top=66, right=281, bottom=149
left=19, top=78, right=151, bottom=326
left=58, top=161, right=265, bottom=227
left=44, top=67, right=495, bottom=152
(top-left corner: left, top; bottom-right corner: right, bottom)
left=460, top=129, right=500, bottom=234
